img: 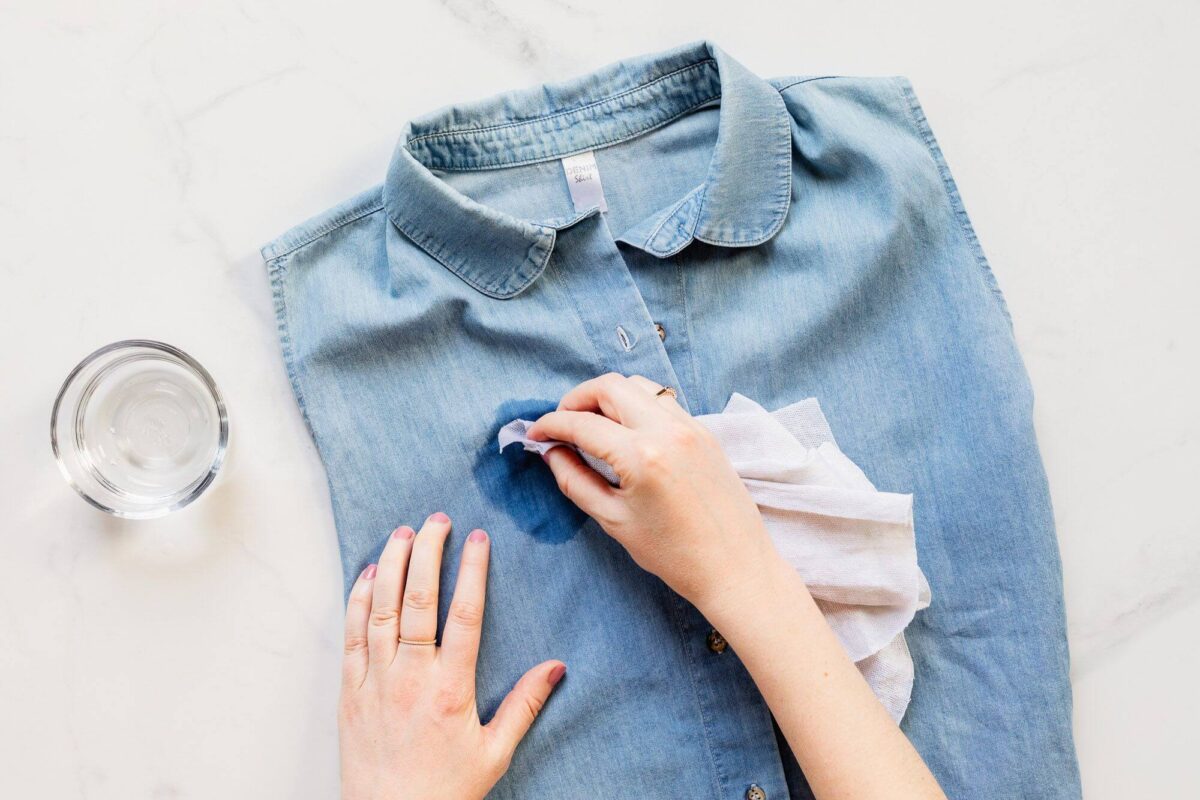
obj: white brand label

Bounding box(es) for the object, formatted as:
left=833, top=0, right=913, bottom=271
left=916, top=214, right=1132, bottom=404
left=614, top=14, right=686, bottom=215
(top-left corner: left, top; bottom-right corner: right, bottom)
left=560, top=151, right=608, bottom=214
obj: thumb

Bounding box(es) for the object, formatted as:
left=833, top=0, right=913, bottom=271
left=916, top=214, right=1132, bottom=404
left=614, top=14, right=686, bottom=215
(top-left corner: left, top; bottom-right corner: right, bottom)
left=486, top=660, right=567, bottom=760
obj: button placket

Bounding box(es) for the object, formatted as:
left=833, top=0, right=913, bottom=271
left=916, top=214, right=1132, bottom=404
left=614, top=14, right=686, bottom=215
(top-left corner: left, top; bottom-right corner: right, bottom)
left=554, top=216, right=688, bottom=408
left=610, top=252, right=692, bottom=414
left=552, top=213, right=788, bottom=795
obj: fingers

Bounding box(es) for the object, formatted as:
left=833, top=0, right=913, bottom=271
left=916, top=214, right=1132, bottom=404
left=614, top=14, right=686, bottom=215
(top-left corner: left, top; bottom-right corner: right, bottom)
left=527, top=409, right=632, bottom=468
left=624, top=374, right=664, bottom=395
left=343, top=563, right=377, bottom=690
left=438, top=529, right=490, bottom=681
left=486, top=660, right=567, bottom=763
left=625, top=375, right=691, bottom=420
left=398, top=512, right=453, bottom=648
left=367, top=525, right=416, bottom=667
left=542, top=447, right=621, bottom=521
left=557, top=372, right=669, bottom=428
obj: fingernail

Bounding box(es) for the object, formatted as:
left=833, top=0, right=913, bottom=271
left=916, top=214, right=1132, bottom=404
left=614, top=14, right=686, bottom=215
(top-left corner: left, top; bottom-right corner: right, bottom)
left=362, top=564, right=377, bottom=580
left=468, top=529, right=487, bottom=543
left=393, top=525, right=415, bottom=540
left=429, top=511, right=450, bottom=524
left=539, top=452, right=550, bottom=463
left=547, top=663, right=567, bottom=687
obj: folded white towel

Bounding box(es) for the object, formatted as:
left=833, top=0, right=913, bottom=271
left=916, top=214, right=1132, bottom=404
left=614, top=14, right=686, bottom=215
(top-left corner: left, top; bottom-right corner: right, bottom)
left=499, top=393, right=931, bottom=722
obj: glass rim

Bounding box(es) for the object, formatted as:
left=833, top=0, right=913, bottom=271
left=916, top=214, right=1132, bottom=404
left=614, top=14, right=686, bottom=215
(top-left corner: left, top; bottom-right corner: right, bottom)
left=50, top=339, right=229, bottom=519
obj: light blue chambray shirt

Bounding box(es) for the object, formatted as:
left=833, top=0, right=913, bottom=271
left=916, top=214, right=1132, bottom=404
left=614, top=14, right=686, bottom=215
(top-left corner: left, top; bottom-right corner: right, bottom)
left=263, top=41, right=1080, bottom=800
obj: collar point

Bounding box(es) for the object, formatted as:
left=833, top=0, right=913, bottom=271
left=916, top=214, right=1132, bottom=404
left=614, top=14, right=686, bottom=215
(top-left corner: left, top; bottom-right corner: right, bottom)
left=475, top=226, right=556, bottom=300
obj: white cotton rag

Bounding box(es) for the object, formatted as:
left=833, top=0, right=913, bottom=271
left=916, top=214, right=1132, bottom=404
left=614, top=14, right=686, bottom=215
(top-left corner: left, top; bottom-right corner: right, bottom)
left=498, top=393, right=931, bottom=722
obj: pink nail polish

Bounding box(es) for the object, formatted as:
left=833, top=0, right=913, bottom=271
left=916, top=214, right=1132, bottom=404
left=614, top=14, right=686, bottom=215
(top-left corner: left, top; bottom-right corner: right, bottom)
left=362, top=564, right=377, bottom=580
left=468, top=529, right=487, bottom=543
left=547, top=663, right=567, bottom=687
left=429, top=511, right=450, bottom=524
left=393, top=526, right=415, bottom=540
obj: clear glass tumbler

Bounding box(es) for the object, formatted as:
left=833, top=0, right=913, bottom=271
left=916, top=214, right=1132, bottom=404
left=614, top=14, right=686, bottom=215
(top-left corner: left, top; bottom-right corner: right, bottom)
left=51, top=340, right=229, bottom=518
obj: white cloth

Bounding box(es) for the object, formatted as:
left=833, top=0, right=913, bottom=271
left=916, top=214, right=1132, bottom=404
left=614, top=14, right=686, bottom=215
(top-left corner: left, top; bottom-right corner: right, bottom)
left=498, top=393, right=931, bottom=722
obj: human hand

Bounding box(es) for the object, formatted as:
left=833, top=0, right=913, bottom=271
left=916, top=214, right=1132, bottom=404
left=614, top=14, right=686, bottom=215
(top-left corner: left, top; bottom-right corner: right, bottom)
left=339, top=513, right=566, bottom=800
left=528, top=374, right=780, bottom=614
left=528, top=377, right=948, bottom=800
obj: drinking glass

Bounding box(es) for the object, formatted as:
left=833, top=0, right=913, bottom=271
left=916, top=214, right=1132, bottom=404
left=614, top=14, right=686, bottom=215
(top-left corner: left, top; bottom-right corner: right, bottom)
left=51, top=340, right=229, bottom=518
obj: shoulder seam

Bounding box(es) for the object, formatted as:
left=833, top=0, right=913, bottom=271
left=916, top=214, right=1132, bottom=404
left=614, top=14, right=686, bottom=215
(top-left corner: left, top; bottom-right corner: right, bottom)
left=262, top=194, right=385, bottom=262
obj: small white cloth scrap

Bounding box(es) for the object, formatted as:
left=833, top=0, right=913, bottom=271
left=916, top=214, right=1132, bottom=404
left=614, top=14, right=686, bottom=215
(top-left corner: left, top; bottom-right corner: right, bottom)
left=497, top=393, right=931, bottom=722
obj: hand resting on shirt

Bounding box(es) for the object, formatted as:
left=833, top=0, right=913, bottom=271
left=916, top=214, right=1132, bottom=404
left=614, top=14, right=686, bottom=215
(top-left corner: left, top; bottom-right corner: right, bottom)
left=339, top=513, right=565, bottom=800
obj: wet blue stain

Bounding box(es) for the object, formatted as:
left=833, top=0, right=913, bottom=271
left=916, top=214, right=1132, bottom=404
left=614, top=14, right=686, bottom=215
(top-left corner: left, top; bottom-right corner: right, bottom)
left=473, top=398, right=589, bottom=545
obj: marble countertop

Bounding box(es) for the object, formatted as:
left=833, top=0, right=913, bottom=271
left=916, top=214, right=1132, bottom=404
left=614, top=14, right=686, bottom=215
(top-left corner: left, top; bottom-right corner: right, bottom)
left=2, top=1, right=1196, bottom=797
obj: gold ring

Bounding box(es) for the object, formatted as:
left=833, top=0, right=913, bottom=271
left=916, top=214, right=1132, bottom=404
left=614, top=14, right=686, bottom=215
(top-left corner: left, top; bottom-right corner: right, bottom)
left=655, top=386, right=677, bottom=399
left=397, top=637, right=437, bottom=646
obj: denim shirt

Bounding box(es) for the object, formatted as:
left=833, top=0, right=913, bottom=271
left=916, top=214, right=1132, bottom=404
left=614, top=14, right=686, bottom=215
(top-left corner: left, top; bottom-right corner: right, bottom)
left=263, top=41, right=1080, bottom=799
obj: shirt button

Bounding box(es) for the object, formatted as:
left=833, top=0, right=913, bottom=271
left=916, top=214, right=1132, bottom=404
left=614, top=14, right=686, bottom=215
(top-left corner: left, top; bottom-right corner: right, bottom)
left=654, top=322, right=666, bottom=341
left=706, top=629, right=727, bottom=654
left=746, top=784, right=767, bottom=800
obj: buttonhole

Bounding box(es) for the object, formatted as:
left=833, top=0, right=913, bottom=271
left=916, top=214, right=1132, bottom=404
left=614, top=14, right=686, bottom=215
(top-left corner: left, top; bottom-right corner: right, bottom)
left=615, top=325, right=636, bottom=352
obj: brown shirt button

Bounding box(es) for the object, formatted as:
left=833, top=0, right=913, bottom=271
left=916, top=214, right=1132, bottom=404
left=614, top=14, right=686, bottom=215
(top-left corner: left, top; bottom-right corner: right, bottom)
left=654, top=322, right=666, bottom=341
left=746, top=784, right=767, bottom=800
left=706, top=629, right=727, bottom=654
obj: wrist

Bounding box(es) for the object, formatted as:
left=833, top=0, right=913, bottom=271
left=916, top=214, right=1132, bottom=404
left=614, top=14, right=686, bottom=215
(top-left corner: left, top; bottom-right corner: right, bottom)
left=687, top=533, right=806, bottom=624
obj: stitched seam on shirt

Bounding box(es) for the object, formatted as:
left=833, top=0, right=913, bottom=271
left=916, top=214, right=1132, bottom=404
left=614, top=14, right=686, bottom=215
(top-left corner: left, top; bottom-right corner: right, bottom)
left=266, top=254, right=315, bottom=435
left=545, top=248, right=610, bottom=366
left=393, top=214, right=499, bottom=296
left=677, top=258, right=703, bottom=405
left=894, top=78, right=1014, bottom=327
left=265, top=200, right=384, bottom=260
left=896, top=80, right=984, bottom=260
left=773, top=75, right=840, bottom=93
left=694, top=161, right=790, bottom=244
left=387, top=205, right=550, bottom=299
left=644, top=191, right=698, bottom=251
left=422, top=94, right=722, bottom=173
left=667, top=593, right=727, bottom=799
left=407, top=60, right=717, bottom=145
left=693, top=83, right=794, bottom=247
left=516, top=231, right=556, bottom=296
left=563, top=295, right=609, bottom=365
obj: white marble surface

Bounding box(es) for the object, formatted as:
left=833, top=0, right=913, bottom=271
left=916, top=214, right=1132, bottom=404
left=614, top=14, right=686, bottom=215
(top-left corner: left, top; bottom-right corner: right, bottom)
left=1, top=1, right=1196, bottom=797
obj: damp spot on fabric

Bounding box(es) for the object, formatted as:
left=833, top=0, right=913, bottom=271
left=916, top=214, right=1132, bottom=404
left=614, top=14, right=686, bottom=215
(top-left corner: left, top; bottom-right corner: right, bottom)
left=472, top=398, right=590, bottom=545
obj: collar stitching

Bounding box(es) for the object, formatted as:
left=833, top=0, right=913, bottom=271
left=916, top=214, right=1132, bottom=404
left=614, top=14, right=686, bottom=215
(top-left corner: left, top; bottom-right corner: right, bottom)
left=407, top=60, right=717, bottom=147
left=643, top=189, right=703, bottom=252
left=388, top=205, right=553, bottom=299
left=694, top=85, right=793, bottom=247
left=414, top=93, right=721, bottom=173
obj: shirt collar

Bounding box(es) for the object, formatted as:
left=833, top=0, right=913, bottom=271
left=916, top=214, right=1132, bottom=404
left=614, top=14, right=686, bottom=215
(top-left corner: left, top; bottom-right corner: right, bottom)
left=383, top=41, right=793, bottom=299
